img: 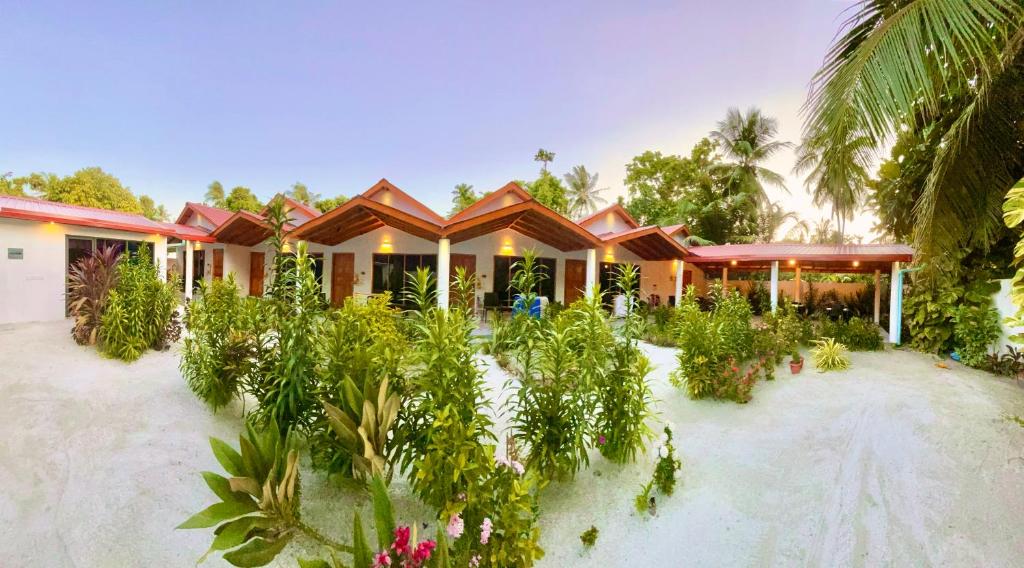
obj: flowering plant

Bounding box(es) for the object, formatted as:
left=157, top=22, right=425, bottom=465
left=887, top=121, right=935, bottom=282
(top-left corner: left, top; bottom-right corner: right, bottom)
left=371, top=526, right=436, bottom=568
left=635, top=423, right=683, bottom=515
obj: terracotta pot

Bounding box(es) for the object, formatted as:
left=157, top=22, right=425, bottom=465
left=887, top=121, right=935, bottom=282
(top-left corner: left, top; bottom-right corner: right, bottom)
left=789, top=360, right=803, bottom=374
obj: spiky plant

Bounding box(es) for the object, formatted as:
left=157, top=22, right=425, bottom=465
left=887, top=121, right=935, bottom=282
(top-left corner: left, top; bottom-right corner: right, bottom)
left=67, top=246, right=120, bottom=345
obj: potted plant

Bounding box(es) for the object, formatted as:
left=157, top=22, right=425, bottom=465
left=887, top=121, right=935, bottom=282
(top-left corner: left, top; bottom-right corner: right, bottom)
left=789, top=349, right=804, bottom=374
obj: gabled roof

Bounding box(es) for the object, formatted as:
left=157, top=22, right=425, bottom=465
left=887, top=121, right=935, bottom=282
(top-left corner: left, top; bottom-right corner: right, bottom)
left=291, top=194, right=444, bottom=245
left=363, top=178, right=447, bottom=225
left=210, top=210, right=278, bottom=246
left=175, top=202, right=234, bottom=227
left=600, top=225, right=688, bottom=260
left=661, top=224, right=690, bottom=238
left=0, top=194, right=215, bottom=242
left=260, top=194, right=321, bottom=225
left=447, top=182, right=532, bottom=223
left=577, top=203, right=640, bottom=234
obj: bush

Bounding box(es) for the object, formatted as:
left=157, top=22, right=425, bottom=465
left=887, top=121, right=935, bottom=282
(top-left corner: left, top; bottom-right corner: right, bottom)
left=100, top=246, right=178, bottom=362
left=951, top=303, right=1001, bottom=367
left=811, top=338, right=851, bottom=372
left=67, top=246, right=120, bottom=345
left=816, top=317, right=883, bottom=351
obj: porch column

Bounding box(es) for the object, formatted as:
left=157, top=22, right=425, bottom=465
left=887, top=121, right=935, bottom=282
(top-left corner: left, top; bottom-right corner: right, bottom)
left=674, top=259, right=684, bottom=305
left=794, top=265, right=802, bottom=303
left=585, top=248, right=597, bottom=298
left=184, top=240, right=194, bottom=300
left=154, top=238, right=168, bottom=283
left=889, top=261, right=901, bottom=343
left=722, top=266, right=728, bottom=291
left=873, top=269, right=881, bottom=324
left=770, top=260, right=779, bottom=314
left=436, top=238, right=451, bottom=309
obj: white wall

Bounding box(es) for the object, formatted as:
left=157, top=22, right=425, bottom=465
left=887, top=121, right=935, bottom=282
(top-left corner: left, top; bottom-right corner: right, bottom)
left=993, top=279, right=1024, bottom=354
left=580, top=210, right=634, bottom=236
left=0, top=218, right=166, bottom=324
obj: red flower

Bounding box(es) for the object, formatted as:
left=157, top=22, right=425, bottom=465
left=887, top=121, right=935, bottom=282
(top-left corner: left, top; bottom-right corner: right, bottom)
left=373, top=551, right=392, bottom=568
left=412, top=540, right=437, bottom=565
left=391, top=526, right=411, bottom=556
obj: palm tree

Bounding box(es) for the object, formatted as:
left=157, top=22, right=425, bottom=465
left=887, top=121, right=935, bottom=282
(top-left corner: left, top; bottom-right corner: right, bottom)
left=534, top=148, right=555, bottom=172
left=794, top=126, right=872, bottom=242
left=288, top=182, right=320, bottom=205
left=449, top=183, right=479, bottom=216
left=205, top=181, right=225, bottom=208
left=801, top=0, right=1024, bottom=260
left=709, top=107, right=792, bottom=206
left=784, top=219, right=811, bottom=243
left=563, top=165, right=608, bottom=218
left=755, top=201, right=800, bottom=243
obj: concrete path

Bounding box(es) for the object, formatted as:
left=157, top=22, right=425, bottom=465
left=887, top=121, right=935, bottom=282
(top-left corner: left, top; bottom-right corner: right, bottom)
left=1, top=320, right=1023, bottom=567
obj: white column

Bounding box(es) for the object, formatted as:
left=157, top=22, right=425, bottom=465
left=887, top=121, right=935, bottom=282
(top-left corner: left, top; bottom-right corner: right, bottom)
left=889, top=261, right=901, bottom=343
left=585, top=248, right=597, bottom=298
left=770, top=260, right=779, bottom=313
left=873, top=269, right=881, bottom=324
left=184, top=240, right=194, bottom=299
left=794, top=265, right=802, bottom=303
left=436, top=238, right=451, bottom=309
left=154, top=238, right=168, bottom=283
left=722, top=266, right=729, bottom=291
left=674, top=259, right=684, bottom=306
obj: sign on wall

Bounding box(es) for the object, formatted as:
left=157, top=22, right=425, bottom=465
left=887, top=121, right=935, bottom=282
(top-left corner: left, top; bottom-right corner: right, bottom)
left=7, top=248, right=23, bottom=260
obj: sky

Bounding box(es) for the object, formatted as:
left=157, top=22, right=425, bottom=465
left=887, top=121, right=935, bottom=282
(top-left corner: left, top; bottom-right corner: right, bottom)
left=0, top=0, right=876, bottom=239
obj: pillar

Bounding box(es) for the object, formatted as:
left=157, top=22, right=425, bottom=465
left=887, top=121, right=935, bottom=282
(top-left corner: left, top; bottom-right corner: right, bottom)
left=873, top=269, right=881, bottom=324
left=154, top=238, right=168, bottom=283
left=585, top=248, right=597, bottom=297
left=889, top=261, right=901, bottom=343
left=770, top=260, right=779, bottom=314
left=794, top=265, right=802, bottom=303
left=674, top=259, right=684, bottom=305
left=184, top=240, right=194, bottom=299
left=436, top=238, right=451, bottom=309
left=722, top=266, right=729, bottom=291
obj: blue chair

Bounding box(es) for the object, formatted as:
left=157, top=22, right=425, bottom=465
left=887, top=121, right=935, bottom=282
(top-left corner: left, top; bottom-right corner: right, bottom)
left=511, top=295, right=543, bottom=318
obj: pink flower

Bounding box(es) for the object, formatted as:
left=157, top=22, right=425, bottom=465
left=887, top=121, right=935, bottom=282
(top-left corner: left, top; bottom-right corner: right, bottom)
left=373, top=551, right=392, bottom=568
left=495, top=454, right=510, bottom=467
left=469, top=554, right=481, bottom=567
left=480, top=517, right=493, bottom=544
left=412, top=540, right=436, bottom=564
left=447, top=513, right=465, bottom=539
left=510, top=460, right=525, bottom=475
left=391, top=526, right=411, bottom=556
left=598, top=435, right=607, bottom=445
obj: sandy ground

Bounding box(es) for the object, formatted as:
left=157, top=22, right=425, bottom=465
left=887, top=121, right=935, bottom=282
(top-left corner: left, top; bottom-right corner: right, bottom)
left=2, top=320, right=1024, bottom=567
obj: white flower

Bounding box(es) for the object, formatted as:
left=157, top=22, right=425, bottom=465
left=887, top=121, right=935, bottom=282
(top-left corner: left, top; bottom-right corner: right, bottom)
left=511, top=460, right=525, bottom=475
left=658, top=445, right=669, bottom=459
left=658, top=434, right=669, bottom=446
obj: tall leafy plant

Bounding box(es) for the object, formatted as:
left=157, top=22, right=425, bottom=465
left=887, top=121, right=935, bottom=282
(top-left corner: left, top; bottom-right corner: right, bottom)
left=67, top=245, right=120, bottom=345
left=181, top=276, right=253, bottom=410
left=100, top=245, right=178, bottom=362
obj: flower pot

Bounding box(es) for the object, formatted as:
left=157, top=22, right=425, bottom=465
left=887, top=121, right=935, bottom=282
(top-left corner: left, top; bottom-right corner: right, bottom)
left=789, top=360, right=803, bottom=374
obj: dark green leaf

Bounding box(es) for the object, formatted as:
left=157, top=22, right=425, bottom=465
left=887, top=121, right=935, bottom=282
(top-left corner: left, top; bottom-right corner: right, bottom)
left=210, top=437, right=245, bottom=476
left=370, top=475, right=395, bottom=551
left=177, top=500, right=259, bottom=529
left=351, top=511, right=372, bottom=568
left=222, top=535, right=291, bottom=567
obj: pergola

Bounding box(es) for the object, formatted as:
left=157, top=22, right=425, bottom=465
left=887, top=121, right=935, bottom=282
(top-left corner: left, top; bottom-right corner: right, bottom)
left=683, top=243, right=915, bottom=341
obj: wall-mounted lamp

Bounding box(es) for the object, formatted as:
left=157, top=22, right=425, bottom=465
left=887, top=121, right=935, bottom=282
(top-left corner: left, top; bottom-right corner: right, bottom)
left=380, top=236, right=393, bottom=253
left=787, top=259, right=796, bottom=266
left=730, top=259, right=737, bottom=266
left=500, top=241, right=514, bottom=256
left=852, top=260, right=860, bottom=267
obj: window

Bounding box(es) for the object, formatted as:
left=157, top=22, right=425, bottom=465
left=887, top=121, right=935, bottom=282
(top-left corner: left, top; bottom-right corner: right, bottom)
left=599, top=262, right=641, bottom=305
left=66, top=236, right=152, bottom=313
left=372, top=254, right=438, bottom=306
left=492, top=255, right=557, bottom=307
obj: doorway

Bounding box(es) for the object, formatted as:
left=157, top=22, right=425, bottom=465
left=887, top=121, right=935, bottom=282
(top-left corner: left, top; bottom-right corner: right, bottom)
left=212, top=249, right=224, bottom=280
left=249, top=252, right=265, bottom=297
left=563, top=259, right=587, bottom=305
left=331, top=252, right=354, bottom=307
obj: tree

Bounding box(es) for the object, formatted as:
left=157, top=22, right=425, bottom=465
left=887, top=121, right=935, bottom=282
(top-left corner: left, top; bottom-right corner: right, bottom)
left=223, top=186, right=262, bottom=212
left=533, top=148, right=555, bottom=172
left=563, top=165, right=608, bottom=218
left=314, top=195, right=348, bottom=213
left=35, top=167, right=141, bottom=213
left=1, top=172, right=26, bottom=196
left=288, top=182, right=320, bottom=205
left=449, top=183, right=479, bottom=216
left=139, top=194, right=168, bottom=222
left=794, top=126, right=872, bottom=242
left=709, top=107, right=791, bottom=205
left=754, top=201, right=800, bottom=243
left=205, top=181, right=226, bottom=208
left=526, top=170, right=569, bottom=214
left=622, top=150, right=690, bottom=226
left=802, top=0, right=1024, bottom=263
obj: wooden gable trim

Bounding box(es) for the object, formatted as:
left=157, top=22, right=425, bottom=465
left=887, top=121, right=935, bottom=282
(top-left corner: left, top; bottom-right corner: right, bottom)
left=446, top=182, right=532, bottom=223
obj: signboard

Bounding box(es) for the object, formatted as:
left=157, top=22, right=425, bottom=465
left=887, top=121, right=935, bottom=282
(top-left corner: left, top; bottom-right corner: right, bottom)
left=8, top=248, right=24, bottom=260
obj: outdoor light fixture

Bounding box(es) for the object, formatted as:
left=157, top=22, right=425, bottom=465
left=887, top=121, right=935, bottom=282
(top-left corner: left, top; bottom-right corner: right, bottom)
left=730, top=260, right=737, bottom=266
left=500, top=241, right=513, bottom=255
left=852, top=260, right=860, bottom=267
left=788, top=259, right=796, bottom=266
left=380, top=236, right=393, bottom=252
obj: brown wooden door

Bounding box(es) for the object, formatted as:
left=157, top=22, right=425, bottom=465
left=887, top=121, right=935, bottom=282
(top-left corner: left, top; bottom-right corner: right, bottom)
left=212, top=249, right=224, bottom=280
left=249, top=252, right=265, bottom=297
left=450, top=254, right=476, bottom=281
left=331, top=252, right=355, bottom=307
left=564, top=259, right=587, bottom=305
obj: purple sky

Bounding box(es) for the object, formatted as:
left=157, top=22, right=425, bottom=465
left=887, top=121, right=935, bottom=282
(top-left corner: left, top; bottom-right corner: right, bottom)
left=1, top=1, right=864, bottom=233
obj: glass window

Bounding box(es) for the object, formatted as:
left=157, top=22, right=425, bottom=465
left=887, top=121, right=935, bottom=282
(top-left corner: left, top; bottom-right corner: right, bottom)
left=600, top=262, right=641, bottom=305
left=493, top=255, right=557, bottom=306
left=372, top=254, right=438, bottom=306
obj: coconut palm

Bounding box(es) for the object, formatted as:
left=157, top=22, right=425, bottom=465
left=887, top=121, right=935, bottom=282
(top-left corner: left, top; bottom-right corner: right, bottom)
left=802, top=0, right=1024, bottom=261
left=784, top=219, right=811, bottom=243
left=794, top=126, right=873, bottom=242
left=563, top=165, right=608, bottom=218
left=449, top=183, right=479, bottom=216
left=709, top=107, right=792, bottom=206
left=755, top=201, right=801, bottom=243
left=534, top=148, right=555, bottom=172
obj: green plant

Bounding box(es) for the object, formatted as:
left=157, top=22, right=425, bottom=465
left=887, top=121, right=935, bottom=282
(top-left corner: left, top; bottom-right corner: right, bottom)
left=811, top=338, right=850, bottom=372
left=579, top=526, right=599, bottom=548
left=181, top=276, right=253, bottom=410
left=951, top=303, right=1001, bottom=367
left=322, top=376, right=400, bottom=482
left=634, top=480, right=654, bottom=515
left=66, top=245, right=120, bottom=345
left=816, top=317, right=883, bottom=351
left=100, top=244, right=177, bottom=362
left=652, top=423, right=682, bottom=497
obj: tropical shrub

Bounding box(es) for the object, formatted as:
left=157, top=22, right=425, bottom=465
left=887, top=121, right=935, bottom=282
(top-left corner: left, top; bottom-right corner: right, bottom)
left=904, top=268, right=1001, bottom=355
left=811, top=338, right=850, bottom=372
left=950, top=303, right=1001, bottom=367
left=746, top=281, right=771, bottom=315
left=816, top=317, right=883, bottom=351
left=181, top=276, right=254, bottom=410
left=985, top=345, right=1024, bottom=380
left=100, top=246, right=178, bottom=362
left=67, top=246, right=120, bottom=345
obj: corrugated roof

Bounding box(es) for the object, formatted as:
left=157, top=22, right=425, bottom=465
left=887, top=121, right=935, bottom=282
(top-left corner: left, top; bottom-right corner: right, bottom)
left=0, top=194, right=215, bottom=241
left=685, top=242, right=914, bottom=262
left=176, top=202, right=235, bottom=226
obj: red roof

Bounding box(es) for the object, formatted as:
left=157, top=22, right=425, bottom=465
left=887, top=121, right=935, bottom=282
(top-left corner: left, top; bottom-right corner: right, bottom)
left=685, top=243, right=913, bottom=263
left=176, top=202, right=235, bottom=227
left=0, top=194, right=215, bottom=242
left=661, top=224, right=690, bottom=237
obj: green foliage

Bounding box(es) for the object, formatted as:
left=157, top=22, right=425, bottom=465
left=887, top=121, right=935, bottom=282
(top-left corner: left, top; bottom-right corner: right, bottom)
left=904, top=267, right=1002, bottom=354
left=579, top=526, right=599, bottom=548
left=525, top=170, right=569, bottom=215
left=313, top=195, right=349, bottom=213
left=224, top=186, right=263, bottom=212
left=205, top=181, right=226, bottom=208
left=950, top=304, right=1001, bottom=367
left=181, top=276, right=256, bottom=410
left=811, top=338, right=851, bottom=372
left=67, top=245, right=120, bottom=345
left=322, top=377, right=400, bottom=481
left=100, top=245, right=177, bottom=362
left=649, top=423, right=682, bottom=498
left=450, top=183, right=479, bottom=216
left=816, top=317, right=883, bottom=351
left=138, top=194, right=169, bottom=221
left=288, top=181, right=320, bottom=205
left=563, top=165, right=608, bottom=218
left=33, top=167, right=143, bottom=213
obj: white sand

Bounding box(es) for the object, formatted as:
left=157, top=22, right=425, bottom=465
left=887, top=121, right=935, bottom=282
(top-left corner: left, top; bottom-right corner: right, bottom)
left=2, top=320, right=1024, bottom=567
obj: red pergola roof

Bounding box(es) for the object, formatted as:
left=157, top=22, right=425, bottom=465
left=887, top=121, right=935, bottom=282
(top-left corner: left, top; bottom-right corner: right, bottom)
left=0, top=195, right=215, bottom=242
left=685, top=242, right=913, bottom=273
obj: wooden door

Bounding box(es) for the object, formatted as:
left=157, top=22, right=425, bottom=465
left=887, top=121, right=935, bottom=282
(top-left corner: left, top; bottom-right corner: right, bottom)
left=212, top=249, right=224, bottom=280
left=249, top=252, right=265, bottom=297
left=450, top=254, right=477, bottom=309
left=331, top=252, right=355, bottom=307
left=564, top=259, right=587, bottom=305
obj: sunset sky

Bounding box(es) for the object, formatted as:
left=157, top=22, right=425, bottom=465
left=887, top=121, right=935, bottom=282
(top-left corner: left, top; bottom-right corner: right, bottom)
left=1, top=1, right=875, bottom=237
